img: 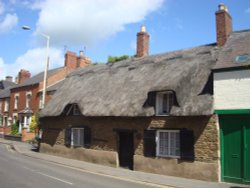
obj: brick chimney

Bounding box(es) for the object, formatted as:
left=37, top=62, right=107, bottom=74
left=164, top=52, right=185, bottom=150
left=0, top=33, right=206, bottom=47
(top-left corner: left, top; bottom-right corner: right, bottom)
left=136, top=25, right=149, bottom=57
left=5, top=76, right=13, bottom=82
left=216, top=4, right=232, bottom=47
left=64, top=51, right=78, bottom=71
left=77, top=50, right=91, bottom=68
left=18, top=69, right=31, bottom=84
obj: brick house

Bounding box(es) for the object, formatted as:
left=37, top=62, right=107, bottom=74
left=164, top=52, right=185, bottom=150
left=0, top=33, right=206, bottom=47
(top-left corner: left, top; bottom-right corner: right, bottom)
left=213, top=4, right=250, bottom=184
left=0, top=77, right=16, bottom=135
left=5, top=51, right=91, bottom=141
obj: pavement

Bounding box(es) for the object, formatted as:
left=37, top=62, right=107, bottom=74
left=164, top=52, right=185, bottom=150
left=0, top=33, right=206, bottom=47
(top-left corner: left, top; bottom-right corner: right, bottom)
left=0, top=138, right=249, bottom=188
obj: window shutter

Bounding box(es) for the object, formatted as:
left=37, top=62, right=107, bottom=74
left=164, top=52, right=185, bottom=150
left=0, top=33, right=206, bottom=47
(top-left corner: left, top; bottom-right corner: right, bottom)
left=84, top=127, right=91, bottom=148
left=147, top=92, right=156, bottom=107
left=180, top=129, right=195, bottom=161
left=64, top=128, right=71, bottom=147
left=143, top=130, right=156, bottom=157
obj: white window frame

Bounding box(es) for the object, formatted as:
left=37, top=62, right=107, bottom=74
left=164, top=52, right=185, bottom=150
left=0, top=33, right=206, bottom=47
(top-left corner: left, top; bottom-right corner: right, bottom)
left=26, top=92, right=32, bottom=108
left=156, top=130, right=180, bottom=158
left=71, top=128, right=84, bottom=147
left=14, top=94, right=19, bottom=110
left=156, top=91, right=174, bottom=116
left=39, top=93, right=43, bottom=109
left=66, top=104, right=81, bottom=116
left=4, top=99, right=9, bottom=112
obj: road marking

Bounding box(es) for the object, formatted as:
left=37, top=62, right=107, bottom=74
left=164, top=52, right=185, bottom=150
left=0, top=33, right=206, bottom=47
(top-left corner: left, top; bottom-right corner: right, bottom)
left=37, top=172, right=73, bottom=185
left=50, top=162, right=173, bottom=188
left=22, top=166, right=35, bottom=172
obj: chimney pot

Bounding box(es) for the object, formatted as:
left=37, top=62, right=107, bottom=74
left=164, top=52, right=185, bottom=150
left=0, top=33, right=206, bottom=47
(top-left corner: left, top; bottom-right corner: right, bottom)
left=215, top=4, right=232, bottom=47
left=136, top=26, right=149, bottom=58
left=5, top=76, right=13, bottom=82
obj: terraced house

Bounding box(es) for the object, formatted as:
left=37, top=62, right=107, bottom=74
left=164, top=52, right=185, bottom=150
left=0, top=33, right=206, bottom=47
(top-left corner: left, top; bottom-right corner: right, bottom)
left=39, top=4, right=250, bottom=184
left=1, top=51, right=91, bottom=141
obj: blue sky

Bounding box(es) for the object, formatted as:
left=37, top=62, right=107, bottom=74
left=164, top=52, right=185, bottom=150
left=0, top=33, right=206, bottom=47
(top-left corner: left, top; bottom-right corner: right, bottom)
left=0, top=0, right=249, bottom=79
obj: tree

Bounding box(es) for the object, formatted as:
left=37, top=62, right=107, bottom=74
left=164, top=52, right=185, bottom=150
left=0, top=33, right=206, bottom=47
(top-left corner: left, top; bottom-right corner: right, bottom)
left=30, top=114, right=38, bottom=133
left=107, top=55, right=130, bottom=63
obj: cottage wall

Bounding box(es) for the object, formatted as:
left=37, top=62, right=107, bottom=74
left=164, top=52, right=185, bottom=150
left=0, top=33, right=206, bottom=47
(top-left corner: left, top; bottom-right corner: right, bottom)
left=214, top=69, right=250, bottom=110
left=40, top=115, right=219, bottom=181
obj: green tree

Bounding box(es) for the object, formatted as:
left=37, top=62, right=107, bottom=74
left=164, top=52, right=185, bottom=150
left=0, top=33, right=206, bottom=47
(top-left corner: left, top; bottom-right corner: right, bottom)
left=30, top=114, right=38, bottom=133
left=107, top=55, right=130, bottom=63
left=11, top=123, right=19, bottom=135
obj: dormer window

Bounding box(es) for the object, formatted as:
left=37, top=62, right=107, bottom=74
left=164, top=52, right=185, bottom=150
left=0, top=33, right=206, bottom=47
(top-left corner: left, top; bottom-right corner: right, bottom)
left=156, top=91, right=174, bottom=116
left=64, top=103, right=81, bottom=116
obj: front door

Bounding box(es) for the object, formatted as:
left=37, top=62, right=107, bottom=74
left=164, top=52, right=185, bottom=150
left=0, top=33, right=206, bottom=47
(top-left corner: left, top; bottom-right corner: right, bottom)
left=220, top=115, right=250, bottom=184
left=118, top=131, right=134, bottom=170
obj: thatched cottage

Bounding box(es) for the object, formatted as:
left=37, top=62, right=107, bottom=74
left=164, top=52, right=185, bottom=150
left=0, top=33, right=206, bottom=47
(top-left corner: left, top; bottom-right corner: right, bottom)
left=39, top=30, right=220, bottom=183
left=38, top=4, right=249, bottom=183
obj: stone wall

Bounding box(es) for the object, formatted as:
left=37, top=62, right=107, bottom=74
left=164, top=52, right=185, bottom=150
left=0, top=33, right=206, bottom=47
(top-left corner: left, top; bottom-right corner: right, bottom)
left=40, top=115, right=219, bottom=181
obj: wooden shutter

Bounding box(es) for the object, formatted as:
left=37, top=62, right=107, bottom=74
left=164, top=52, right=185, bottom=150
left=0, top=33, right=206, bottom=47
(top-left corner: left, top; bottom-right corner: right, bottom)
left=147, top=92, right=156, bottom=107
left=84, top=127, right=91, bottom=148
left=64, top=127, right=71, bottom=147
left=143, top=129, right=156, bottom=157
left=180, top=129, right=195, bottom=161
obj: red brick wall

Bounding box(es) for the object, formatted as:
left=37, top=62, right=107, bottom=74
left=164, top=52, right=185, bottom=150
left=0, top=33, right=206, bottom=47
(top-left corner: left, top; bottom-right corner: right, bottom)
left=136, top=31, right=149, bottom=57
left=216, top=9, right=232, bottom=47
left=10, top=84, right=40, bottom=117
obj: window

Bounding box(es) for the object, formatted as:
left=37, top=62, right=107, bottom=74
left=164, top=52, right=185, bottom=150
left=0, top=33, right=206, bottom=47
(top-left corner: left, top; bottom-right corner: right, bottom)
left=14, top=95, right=19, bottom=109
left=144, top=129, right=195, bottom=160
left=64, top=104, right=81, bottom=116
left=26, top=93, right=31, bottom=108
left=156, top=91, right=174, bottom=115
left=71, top=128, right=84, bottom=147
left=39, top=93, right=43, bottom=109
left=156, top=130, right=180, bottom=158
left=65, top=126, right=91, bottom=148
left=4, top=99, right=9, bottom=112
left=235, top=54, right=249, bottom=63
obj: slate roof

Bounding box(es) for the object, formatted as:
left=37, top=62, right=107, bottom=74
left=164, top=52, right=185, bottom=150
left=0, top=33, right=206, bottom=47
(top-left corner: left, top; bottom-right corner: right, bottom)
left=214, top=30, right=250, bottom=70
left=0, top=80, right=16, bottom=90
left=40, top=44, right=217, bottom=117
left=11, top=67, right=64, bottom=89
left=46, top=80, right=65, bottom=92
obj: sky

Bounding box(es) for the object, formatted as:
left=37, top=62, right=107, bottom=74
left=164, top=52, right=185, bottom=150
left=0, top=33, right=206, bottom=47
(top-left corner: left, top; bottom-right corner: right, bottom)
left=0, top=0, right=249, bottom=80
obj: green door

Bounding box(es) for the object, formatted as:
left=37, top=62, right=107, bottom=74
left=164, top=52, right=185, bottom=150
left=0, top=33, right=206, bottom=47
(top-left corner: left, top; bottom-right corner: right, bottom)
left=245, top=125, right=250, bottom=184
left=220, top=115, right=250, bottom=184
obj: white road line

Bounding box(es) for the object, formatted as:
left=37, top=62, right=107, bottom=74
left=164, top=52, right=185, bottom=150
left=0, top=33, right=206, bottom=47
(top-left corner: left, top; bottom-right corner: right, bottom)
left=22, top=166, right=35, bottom=172
left=37, top=172, right=73, bottom=185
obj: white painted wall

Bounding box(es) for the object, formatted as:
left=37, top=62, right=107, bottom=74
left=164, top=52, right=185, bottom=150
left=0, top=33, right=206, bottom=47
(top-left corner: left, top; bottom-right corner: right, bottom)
left=214, top=69, right=250, bottom=110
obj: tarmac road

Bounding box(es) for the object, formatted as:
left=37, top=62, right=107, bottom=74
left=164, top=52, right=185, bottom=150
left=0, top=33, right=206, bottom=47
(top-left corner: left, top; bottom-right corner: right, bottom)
left=0, top=144, right=168, bottom=188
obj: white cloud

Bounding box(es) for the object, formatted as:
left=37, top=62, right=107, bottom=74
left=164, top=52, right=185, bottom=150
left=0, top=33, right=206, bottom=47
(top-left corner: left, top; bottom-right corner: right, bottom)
left=0, top=48, right=64, bottom=78
left=0, top=13, right=18, bottom=33
left=246, top=8, right=250, bottom=14
left=0, top=1, right=5, bottom=15
left=33, top=0, right=164, bottom=47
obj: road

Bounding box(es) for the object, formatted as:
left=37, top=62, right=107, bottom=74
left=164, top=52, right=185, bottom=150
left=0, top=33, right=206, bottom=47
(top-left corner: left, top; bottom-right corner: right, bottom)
left=0, top=144, right=166, bottom=188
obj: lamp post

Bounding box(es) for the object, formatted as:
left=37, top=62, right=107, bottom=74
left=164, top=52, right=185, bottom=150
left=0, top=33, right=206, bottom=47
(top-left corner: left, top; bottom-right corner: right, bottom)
left=22, top=26, right=50, bottom=109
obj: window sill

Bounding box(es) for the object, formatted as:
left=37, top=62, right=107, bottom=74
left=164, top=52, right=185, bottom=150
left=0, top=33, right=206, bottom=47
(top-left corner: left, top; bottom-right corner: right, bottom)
left=155, top=114, right=170, bottom=116
left=156, top=155, right=180, bottom=159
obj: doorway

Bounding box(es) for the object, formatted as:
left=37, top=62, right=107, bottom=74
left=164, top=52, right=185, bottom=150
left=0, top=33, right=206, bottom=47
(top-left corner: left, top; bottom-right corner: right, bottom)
left=220, top=115, right=250, bottom=184
left=118, top=131, right=134, bottom=170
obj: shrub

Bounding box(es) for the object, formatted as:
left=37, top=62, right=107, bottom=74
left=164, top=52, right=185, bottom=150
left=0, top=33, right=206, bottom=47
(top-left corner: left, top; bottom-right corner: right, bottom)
left=11, top=123, right=19, bottom=135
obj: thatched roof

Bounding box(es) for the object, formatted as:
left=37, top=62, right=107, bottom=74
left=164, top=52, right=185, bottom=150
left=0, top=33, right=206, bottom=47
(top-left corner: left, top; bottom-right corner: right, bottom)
left=40, top=44, right=217, bottom=117
left=214, top=30, right=250, bottom=70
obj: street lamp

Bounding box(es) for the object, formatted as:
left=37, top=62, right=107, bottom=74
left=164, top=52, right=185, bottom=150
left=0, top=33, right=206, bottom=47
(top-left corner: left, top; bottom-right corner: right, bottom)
left=22, top=25, right=50, bottom=109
